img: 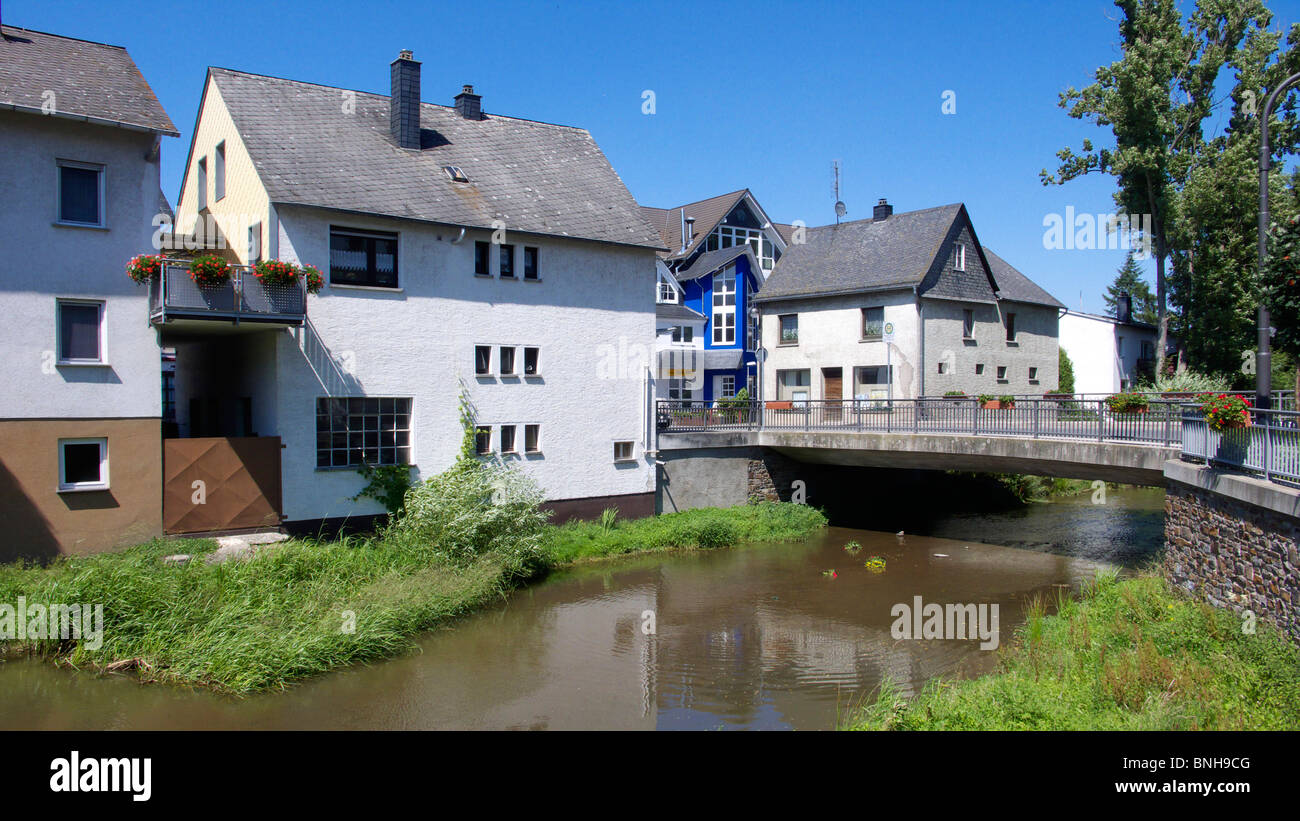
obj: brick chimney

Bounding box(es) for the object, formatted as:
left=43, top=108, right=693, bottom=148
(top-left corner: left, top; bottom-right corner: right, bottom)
left=390, top=50, right=421, bottom=149
left=873, top=198, right=893, bottom=221
left=454, top=84, right=482, bottom=120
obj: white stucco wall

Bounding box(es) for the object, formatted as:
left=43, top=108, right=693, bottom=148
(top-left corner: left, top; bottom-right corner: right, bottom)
left=0, top=111, right=165, bottom=419
left=269, top=205, right=657, bottom=520
left=1060, top=310, right=1155, bottom=394
left=758, top=290, right=922, bottom=400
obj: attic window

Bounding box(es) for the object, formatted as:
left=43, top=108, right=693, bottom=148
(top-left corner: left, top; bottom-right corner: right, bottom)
left=443, top=166, right=469, bottom=183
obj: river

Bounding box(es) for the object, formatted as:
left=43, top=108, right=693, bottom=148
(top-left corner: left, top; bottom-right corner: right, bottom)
left=0, top=487, right=1165, bottom=730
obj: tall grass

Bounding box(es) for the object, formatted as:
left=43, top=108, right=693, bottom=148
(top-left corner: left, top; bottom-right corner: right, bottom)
left=844, top=569, right=1300, bottom=730
left=0, top=502, right=826, bottom=693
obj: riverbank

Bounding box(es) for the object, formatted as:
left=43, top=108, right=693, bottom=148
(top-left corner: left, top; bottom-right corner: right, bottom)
left=844, top=570, right=1300, bottom=730
left=0, top=502, right=826, bottom=694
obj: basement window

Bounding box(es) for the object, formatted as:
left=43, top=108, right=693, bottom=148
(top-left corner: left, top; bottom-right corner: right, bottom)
left=614, top=441, right=635, bottom=462
left=443, top=166, right=468, bottom=183
left=58, top=438, right=108, bottom=492
left=475, top=426, right=491, bottom=455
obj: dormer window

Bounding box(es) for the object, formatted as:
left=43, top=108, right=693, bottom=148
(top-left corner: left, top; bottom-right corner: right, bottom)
left=443, top=166, right=468, bottom=183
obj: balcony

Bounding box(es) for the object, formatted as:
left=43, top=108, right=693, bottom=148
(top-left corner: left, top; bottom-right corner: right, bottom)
left=149, top=258, right=306, bottom=329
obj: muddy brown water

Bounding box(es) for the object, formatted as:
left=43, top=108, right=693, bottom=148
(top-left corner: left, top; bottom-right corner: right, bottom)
left=0, top=488, right=1165, bottom=730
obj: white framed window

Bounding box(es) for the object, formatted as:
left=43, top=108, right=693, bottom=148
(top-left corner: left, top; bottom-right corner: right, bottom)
left=474, top=345, right=492, bottom=375
left=996, top=366, right=1008, bottom=382
left=56, top=299, right=106, bottom=365
left=215, top=141, right=226, bottom=201
left=613, top=440, right=635, bottom=462
left=712, top=268, right=736, bottom=344
left=1029, top=367, right=1039, bottom=382
left=500, top=424, right=517, bottom=454
left=658, top=279, right=678, bottom=303
left=963, top=309, right=975, bottom=339
left=954, top=243, right=966, bottom=272
left=58, top=437, right=108, bottom=492
left=779, top=314, right=798, bottom=344
left=719, top=375, right=736, bottom=399
left=668, top=379, right=695, bottom=401
left=248, top=221, right=262, bottom=264
left=499, top=346, right=516, bottom=376
left=315, top=397, right=412, bottom=468
left=475, top=426, right=491, bottom=455
left=56, top=160, right=105, bottom=227
left=708, top=225, right=778, bottom=271
left=670, top=325, right=694, bottom=344
left=777, top=369, right=811, bottom=404
left=525, top=424, right=541, bottom=453
left=197, top=156, right=208, bottom=211
left=524, top=347, right=540, bottom=376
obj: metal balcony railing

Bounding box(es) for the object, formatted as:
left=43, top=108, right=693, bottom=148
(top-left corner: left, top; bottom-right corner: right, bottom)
left=149, top=258, right=306, bottom=325
left=1179, top=405, right=1300, bottom=486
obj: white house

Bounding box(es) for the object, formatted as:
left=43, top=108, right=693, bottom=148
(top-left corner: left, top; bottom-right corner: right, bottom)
left=1059, top=298, right=1157, bottom=394
left=0, top=25, right=177, bottom=559
left=165, top=53, right=664, bottom=531
left=755, top=200, right=1064, bottom=403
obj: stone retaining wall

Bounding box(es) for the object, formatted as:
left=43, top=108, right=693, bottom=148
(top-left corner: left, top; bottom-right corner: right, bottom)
left=1164, top=477, right=1300, bottom=642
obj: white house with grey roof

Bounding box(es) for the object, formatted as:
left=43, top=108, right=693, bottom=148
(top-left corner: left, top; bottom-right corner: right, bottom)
left=0, top=24, right=177, bottom=559
left=755, top=199, right=1063, bottom=405
left=165, top=51, right=664, bottom=530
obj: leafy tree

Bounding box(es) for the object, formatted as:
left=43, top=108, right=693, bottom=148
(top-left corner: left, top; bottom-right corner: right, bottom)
left=1104, top=252, right=1158, bottom=324
left=1262, top=214, right=1300, bottom=397
left=1058, top=347, right=1076, bottom=394
left=1043, top=0, right=1273, bottom=377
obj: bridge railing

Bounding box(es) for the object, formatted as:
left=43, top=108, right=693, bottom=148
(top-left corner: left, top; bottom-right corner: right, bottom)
left=1179, top=405, right=1300, bottom=486
left=655, top=397, right=1185, bottom=446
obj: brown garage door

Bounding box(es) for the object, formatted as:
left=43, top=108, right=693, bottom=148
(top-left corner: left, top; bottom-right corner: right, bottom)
left=163, top=437, right=282, bottom=534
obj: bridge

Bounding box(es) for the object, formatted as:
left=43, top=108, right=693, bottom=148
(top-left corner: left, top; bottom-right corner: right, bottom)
left=654, top=396, right=1300, bottom=488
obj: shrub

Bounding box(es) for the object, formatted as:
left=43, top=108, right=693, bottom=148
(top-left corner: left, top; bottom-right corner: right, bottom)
left=391, top=460, right=551, bottom=571
left=943, top=390, right=966, bottom=397
left=351, top=462, right=414, bottom=516
left=690, top=516, right=740, bottom=549
left=1139, top=369, right=1230, bottom=395
left=1058, top=348, right=1076, bottom=393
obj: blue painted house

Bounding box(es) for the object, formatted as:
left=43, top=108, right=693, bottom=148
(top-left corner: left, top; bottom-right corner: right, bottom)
left=642, top=190, right=790, bottom=403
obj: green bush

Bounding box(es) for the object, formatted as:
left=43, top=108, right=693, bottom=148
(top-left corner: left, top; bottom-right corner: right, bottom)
left=1105, top=392, right=1150, bottom=412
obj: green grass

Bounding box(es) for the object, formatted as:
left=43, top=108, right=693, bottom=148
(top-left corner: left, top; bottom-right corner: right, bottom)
left=844, top=569, right=1300, bottom=730
left=0, top=502, right=825, bottom=693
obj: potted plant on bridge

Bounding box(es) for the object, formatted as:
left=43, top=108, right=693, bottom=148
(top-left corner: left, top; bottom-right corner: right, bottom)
left=1199, top=393, right=1253, bottom=465
left=978, top=393, right=1000, bottom=409
left=1105, top=392, right=1149, bottom=414
left=998, top=395, right=1016, bottom=409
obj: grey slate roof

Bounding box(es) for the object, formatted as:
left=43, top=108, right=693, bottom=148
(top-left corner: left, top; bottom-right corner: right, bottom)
left=756, top=204, right=963, bottom=301
left=207, top=68, right=663, bottom=249
left=675, top=245, right=754, bottom=281
left=0, top=26, right=177, bottom=135
left=983, top=248, right=1065, bottom=309
left=655, top=302, right=706, bottom=321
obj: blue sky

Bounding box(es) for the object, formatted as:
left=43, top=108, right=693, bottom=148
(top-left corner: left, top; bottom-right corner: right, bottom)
left=10, top=0, right=1300, bottom=314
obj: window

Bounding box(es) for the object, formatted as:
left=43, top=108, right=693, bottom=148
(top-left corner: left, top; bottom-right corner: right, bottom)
left=708, top=225, right=777, bottom=271
left=443, top=166, right=468, bottom=182
left=57, top=300, right=104, bottom=364
left=777, top=369, right=811, bottom=403
left=524, top=346, right=539, bottom=375
left=996, top=366, right=1007, bottom=382
left=671, top=325, right=694, bottom=344
left=668, top=379, right=696, bottom=401
left=315, top=397, right=412, bottom=468
left=712, top=268, right=736, bottom=344
left=613, top=441, right=635, bottom=462
left=720, top=375, right=736, bottom=399
left=1005, top=312, right=1016, bottom=342
left=215, top=142, right=226, bottom=201
left=475, top=241, right=490, bottom=276
left=58, top=438, right=108, bottom=492
left=658, top=279, right=677, bottom=303
left=474, top=345, right=492, bottom=375
left=524, top=247, right=539, bottom=280
left=248, top=222, right=262, bottom=265
left=500, top=425, right=517, bottom=454
left=1029, top=367, right=1039, bottom=383
left=954, top=243, right=966, bottom=271
left=330, top=228, right=398, bottom=288
left=525, top=424, right=540, bottom=453
left=475, top=426, right=491, bottom=455
left=57, top=161, right=104, bottom=226
left=499, top=346, right=516, bottom=376
left=862, top=306, right=884, bottom=340
left=499, top=244, right=515, bottom=278
left=937, top=361, right=947, bottom=374
left=779, top=314, right=798, bottom=344
left=975, top=363, right=985, bottom=375
left=854, top=366, right=891, bottom=400
left=196, top=157, right=208, bottom=211
left=963, top=309, right=975, bottom=339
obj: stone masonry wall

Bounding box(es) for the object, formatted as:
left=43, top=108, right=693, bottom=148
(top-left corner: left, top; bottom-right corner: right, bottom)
left=746, top=449, right=805, bottom=503
left=1164, top=480, right=1300, bottom=643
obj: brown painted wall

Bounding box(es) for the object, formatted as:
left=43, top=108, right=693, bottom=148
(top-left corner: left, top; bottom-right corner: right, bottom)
left=0, top=418, right=161, bottom=562
left=542, top=492, right=655, bottom=524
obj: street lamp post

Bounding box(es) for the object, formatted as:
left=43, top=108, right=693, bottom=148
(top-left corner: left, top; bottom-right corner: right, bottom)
left=1257, top=72, right=1300, bottom=410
